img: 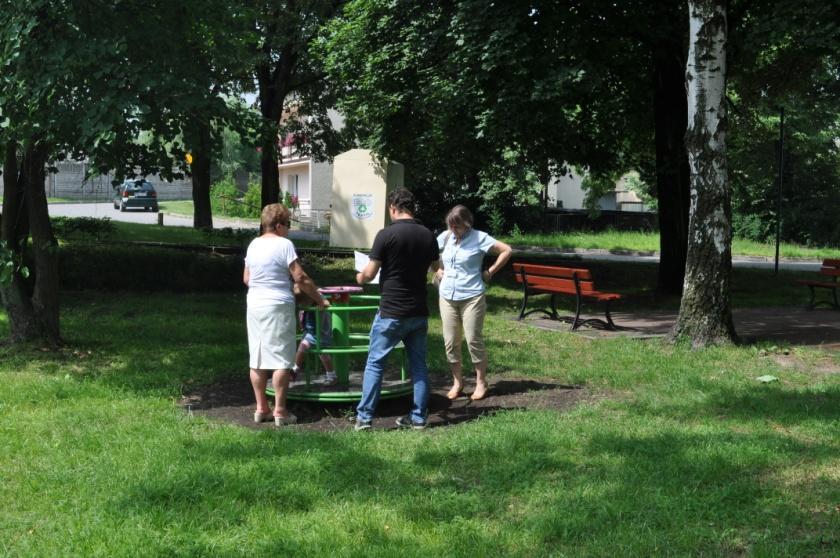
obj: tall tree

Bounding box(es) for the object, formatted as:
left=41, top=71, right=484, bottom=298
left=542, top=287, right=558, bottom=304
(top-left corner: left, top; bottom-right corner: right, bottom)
left=673, top=0, right=737, bottom=346
left=121, top=1, right=256, bottom=229
left=0, top=0, right=126, bottom=344
left=253, top=0, right=344, bottom=208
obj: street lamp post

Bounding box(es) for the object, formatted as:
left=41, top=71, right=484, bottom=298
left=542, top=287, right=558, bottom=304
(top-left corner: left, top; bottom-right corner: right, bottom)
left=774, top=107, right=785, bottom=276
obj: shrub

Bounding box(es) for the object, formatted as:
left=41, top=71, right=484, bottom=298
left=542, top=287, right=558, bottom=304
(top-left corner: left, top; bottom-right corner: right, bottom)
left=210, top=177, right=246, bottom=218
left=59, top=244, right=244, bottom=292
left=242, top=182, right=262, bottom=218
left=52, top=217, right=116, bottom=240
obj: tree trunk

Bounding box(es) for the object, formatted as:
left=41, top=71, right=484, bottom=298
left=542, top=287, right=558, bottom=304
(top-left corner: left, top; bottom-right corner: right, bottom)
left=257, top=37, right=298, bottom=209
left=1, top=141, right=39, bottom=342
left=673, top=0, right=737, bottom=346
left=189, top=119, right=213, bottom=230
left=25, top=142, right=61, bottom=345
left=653, top=45, right=691, bottom=295
left=0, top=140, right=61, bottom=346
left=260, top=135, right=280, bottom=208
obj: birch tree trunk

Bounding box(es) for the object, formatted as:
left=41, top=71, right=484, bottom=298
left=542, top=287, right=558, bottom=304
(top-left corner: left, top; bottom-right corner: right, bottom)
left=672, top=0, right=737, bottom=346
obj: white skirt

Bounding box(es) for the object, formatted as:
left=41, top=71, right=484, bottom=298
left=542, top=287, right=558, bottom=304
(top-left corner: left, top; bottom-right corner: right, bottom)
left=247, top=303, right=296, bottom=370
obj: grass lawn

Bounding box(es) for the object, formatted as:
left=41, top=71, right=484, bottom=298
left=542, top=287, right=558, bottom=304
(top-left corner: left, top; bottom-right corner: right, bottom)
left=56, top=221, right=327, bottom=249
left=158, top=200, right=195, bottom=217
left=1, top=257, right=838, bottom=556
left=503, top=230, right=840, bottom=260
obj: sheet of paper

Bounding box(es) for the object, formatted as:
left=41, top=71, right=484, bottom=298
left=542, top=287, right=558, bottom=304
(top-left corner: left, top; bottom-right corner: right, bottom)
left=354, top=251, right=380, bottom=284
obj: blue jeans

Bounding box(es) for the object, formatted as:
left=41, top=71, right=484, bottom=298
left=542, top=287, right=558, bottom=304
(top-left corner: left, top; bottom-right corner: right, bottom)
left=356, top=313, right=430, bottom=423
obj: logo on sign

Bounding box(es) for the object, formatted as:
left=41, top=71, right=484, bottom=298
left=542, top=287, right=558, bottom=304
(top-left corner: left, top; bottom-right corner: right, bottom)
left=352, top=194, right=374, bottom=220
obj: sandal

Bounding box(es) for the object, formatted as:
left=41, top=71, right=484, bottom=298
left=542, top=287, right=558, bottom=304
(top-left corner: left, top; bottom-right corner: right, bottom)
left=274, top=413, right=298, bottom=426
left=254, top=411, right=273, bottom=423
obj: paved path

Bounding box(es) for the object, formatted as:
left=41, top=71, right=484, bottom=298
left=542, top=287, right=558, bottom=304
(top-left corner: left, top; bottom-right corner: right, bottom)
left=511, top=247, right=823, bottom=272
left=523, top=306, right=840, bottom=348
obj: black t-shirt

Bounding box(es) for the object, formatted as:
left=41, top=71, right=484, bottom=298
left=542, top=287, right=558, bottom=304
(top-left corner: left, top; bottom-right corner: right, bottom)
left=369, top=218, right=439, bottom=318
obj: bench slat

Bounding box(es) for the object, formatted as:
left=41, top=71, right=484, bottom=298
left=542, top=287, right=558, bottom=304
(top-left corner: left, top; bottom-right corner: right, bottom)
left=514, top=275, right=596, bottom=291
left=512, top=263, right=593, bottom=281
left=818, top=267, right=840, bottom=277
left=797, top=279, right=840, bottom=288
left=518, top=276, right=577, bottom=292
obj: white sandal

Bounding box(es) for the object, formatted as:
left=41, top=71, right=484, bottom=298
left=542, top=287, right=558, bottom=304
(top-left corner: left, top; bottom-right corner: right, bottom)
left=274, top=414, right=297, bottom=426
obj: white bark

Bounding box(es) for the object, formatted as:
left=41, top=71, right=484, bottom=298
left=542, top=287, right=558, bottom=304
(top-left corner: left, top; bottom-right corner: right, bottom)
left=674, top=0, right=737, bottom=346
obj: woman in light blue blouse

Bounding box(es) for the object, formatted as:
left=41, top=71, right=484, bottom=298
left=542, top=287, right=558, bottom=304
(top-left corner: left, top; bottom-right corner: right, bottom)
left=433, top=205, right=512, bottom=400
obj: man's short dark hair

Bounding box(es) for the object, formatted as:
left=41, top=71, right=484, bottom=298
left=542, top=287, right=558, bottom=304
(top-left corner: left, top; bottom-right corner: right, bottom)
left=387, top=188, right=416, bottom=215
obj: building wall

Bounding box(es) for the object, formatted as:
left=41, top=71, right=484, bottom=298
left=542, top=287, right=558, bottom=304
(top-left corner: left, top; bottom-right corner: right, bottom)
left=278, top=161, right=310, bottom=211
left=548, top=171, right=587, bottom=209
left=310, top=160, right=333, bottom=212
left=547, top=169, right=649, bottom=212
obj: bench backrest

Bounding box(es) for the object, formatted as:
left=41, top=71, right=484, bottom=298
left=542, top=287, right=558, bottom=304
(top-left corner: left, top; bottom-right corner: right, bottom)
left=819, top=259, right=840, bottom=279
left=512, top=262, right=595, bottom=293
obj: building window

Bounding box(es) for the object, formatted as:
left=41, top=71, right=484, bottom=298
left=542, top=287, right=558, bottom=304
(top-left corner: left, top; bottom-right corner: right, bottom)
left=287, top=174, right=299, bottom=197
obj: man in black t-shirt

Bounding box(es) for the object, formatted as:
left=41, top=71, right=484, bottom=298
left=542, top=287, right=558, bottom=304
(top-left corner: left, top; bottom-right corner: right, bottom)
left=354, top=188, right=439, bottom=430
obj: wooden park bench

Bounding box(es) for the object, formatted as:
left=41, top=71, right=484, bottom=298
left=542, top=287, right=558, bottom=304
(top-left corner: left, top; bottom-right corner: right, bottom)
left=796, top=259, right=840, bottom=309
left=512, top=262, right=622, bottom=330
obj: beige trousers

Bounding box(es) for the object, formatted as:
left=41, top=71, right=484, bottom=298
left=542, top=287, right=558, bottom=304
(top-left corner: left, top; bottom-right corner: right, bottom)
left=439, top=293, right=487, bottom=365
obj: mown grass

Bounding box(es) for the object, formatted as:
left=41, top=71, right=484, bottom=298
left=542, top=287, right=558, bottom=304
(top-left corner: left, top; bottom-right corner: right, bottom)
left=158, top=200, right=195, bottom=217
left=502, top=230, right=840, bottom=260
left=56, top=221, right=327, bottom=249
left=1, top=258, right=838, bottom=556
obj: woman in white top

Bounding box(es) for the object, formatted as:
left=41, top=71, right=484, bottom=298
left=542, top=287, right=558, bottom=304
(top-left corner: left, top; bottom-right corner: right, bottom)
left=433, top=205, right=512, bottom=400
left=244, top=204, right=327, bottom=426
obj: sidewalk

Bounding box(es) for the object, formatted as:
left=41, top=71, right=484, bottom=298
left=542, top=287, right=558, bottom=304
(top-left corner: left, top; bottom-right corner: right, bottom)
left=510, top=246, right=823, bottom=271
left=521, top=306, right=840, bottom=349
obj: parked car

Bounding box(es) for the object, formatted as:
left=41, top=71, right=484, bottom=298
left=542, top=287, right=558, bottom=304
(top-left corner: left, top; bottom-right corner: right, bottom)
left=114, top=180, right=158, bottom=212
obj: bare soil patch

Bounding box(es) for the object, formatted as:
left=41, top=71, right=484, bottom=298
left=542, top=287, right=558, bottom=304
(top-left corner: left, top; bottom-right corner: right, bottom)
left=771, top=353, right=840, bottom=376
left=181, top=375, right=590, bottom=432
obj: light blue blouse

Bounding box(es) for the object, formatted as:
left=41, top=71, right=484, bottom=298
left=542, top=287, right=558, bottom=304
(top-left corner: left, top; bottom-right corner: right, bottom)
left=437, top=228, right=496, bottom=301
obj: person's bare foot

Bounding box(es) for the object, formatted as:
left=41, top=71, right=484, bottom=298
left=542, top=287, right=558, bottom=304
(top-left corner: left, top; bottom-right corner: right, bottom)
left=446, top=381, right=464, bottom=400
left=470, top=382, right=488, bottom=401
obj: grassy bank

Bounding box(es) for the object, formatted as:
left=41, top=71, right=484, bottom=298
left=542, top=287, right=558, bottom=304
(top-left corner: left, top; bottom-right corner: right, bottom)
left=1, top=257, right=837, bottom=555
left=503, top=230, right=840, bottom=260
left=56, top=220, right=326, bottom=249
left=158, top=200, right=195, bottom=217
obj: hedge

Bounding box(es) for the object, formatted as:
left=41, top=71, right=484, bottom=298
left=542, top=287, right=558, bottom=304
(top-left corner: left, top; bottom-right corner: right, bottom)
left=59, top=244, right=244, bottom=292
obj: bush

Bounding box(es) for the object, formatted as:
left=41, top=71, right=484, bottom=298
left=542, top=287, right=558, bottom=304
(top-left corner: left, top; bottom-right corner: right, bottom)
left=210, top=177, right=262, bottom=219
left=242, top=182, right=262, bottom=219
left=59, top=244, right=244, bottom=292
left=732, top=213, right=774, bottom=242
left=52, top=217, right=116, bottom=240
left=210, top=178, right=246, bottom=218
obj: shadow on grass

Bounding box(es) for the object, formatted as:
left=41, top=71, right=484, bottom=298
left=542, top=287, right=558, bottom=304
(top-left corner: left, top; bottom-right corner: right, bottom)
left=683, top=384, right=840, bottom=425
left=115, top=426, right=571, bottom=555
left=113, top=417, right=839, bottom=556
